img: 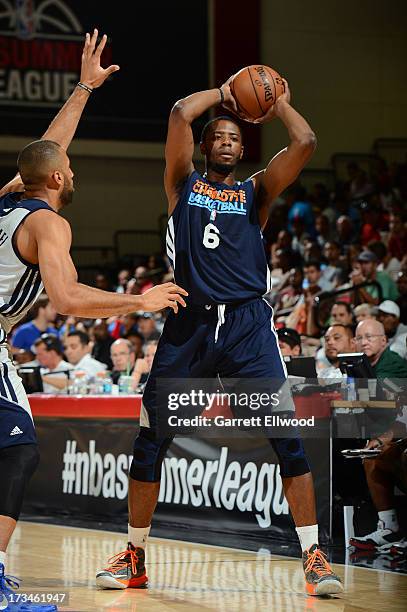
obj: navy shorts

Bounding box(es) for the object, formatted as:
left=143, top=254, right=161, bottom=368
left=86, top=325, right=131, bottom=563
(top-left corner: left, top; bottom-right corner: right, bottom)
left=142, top=298, right=288, bottom=429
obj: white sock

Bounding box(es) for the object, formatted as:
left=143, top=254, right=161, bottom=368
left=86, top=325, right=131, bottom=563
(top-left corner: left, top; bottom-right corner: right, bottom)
left=295, top=524, right=319, bottom=552
left=0, top=550, right=6, bottom=566
left=128, top=524, right=151, bottom=549
left=378, top=509, right=398, bottom=532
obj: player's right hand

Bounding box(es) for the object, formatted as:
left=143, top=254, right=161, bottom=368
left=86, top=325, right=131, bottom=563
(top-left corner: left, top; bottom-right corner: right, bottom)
left=140, top=282, right=188, bottom=314
left=220, top=77, right=241, bottom=117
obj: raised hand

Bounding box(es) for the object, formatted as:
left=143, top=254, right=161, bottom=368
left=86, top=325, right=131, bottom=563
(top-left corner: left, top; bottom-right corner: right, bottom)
left=140, top=282, right=188, bottom=314
left=80, top=28, right=120, bottom=89
left=253, top=78, right=290, bottom=124
left=220, top=76, right=243, bottom=118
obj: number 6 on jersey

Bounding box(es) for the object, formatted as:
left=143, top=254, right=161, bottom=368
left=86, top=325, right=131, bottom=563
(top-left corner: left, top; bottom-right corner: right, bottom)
left=203, top=223, right=220, bottom=249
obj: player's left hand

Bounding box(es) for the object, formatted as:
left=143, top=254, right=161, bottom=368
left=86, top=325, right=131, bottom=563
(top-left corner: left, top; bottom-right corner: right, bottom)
left=253, top=78, right=291, bottom=124
left=80, top=28, right=120, bottom=89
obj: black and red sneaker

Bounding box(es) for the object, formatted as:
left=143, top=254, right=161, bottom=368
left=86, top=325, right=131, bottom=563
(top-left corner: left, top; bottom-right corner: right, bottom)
left=96, top=542, right=148, bottom=590
left=303, top=544, right=344, bottom=596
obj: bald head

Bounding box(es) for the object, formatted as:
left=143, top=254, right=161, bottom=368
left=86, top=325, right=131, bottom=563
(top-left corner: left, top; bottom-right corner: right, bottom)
left=356, top=318, right=385, bottom=337
left=355, top=318, right=387, bottom=361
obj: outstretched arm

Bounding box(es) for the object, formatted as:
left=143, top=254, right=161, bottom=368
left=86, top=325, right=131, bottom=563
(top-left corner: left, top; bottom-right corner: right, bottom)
left=0, top=29, right=119, bottom=195
left=250, top=81, right=316, bottom=227
left=23, top=211, right=187, bottom=317
left=164, top=85, right=237, bottom=214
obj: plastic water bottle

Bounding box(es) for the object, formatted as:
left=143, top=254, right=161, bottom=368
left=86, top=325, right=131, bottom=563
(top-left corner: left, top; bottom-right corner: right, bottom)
left=102, top=374, right=113, bottom=395
left=347, top=377, right=357, bottom=402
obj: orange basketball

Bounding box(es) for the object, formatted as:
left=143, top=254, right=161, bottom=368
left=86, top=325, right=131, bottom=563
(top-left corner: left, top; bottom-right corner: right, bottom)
left=230, top=65, right=285, bottom=121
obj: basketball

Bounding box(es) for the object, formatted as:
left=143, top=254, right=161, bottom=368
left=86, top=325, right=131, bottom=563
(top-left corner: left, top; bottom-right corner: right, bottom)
left=230, top=65, right=285, bottom=121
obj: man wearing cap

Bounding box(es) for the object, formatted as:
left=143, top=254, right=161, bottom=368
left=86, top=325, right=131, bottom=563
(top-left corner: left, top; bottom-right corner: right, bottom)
left=355, top=319, right=407, bottom=378
left=350, top=250, right=399, bottom=305
left=378, top=301, right=407, bottom=359
left=277, top=328, right=302, bottom=357
left=33, top=334, right=73, bottom=394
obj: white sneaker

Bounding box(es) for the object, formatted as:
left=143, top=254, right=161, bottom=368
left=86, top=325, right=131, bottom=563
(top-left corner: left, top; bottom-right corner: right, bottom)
left=350, top=520, right=402, bottom=550
left=377, top=538, right=406, bottom=554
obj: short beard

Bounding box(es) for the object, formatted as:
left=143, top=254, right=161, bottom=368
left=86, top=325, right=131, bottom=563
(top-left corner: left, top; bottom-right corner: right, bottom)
left=60, top=182, right=74, bottom=209
left=207, top=159, right=237, bottom=176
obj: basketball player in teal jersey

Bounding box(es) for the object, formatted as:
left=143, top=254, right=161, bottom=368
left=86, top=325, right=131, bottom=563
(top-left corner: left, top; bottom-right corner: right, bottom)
left=0, top=30, right=186, bottom=611
left=96, top=77, right=344, bottom=596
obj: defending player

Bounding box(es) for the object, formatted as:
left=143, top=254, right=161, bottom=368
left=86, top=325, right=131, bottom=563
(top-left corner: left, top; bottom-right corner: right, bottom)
left=96, top=79, right=344, bottom=596
left=0, top=30, right=186, bottom=611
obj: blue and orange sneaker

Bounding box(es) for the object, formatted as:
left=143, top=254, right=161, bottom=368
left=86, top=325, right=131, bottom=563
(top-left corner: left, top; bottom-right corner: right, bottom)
left=302, top=544, right=344, bottom=596
left=0, top=563, right=57, bottom=611
left=96, top=543, right=148, bottom=589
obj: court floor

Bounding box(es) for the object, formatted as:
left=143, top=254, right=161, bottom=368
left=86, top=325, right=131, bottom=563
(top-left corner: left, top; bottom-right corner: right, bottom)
left=5, top=521, right=407, bottom=611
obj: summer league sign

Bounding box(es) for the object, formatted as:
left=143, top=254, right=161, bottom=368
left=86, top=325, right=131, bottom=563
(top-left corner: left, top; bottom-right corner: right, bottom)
left=0, top=0, right=208, bottom=141
left=23, top=418, right=331, bottom=544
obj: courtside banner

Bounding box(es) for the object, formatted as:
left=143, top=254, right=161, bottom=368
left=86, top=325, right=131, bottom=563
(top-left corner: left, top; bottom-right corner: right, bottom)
left=23, top=418, right=331, bottom=543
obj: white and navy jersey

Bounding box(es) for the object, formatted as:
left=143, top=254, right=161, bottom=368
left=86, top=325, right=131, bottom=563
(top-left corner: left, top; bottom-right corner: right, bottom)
left=0, top=192, right=54, bottom=343
left=166, top=170, right=271, bottom=304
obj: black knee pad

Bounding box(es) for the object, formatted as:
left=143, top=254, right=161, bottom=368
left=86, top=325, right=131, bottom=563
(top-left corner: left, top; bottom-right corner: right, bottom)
left=269, top=437, right=310, bottom=478
left=130, top=427, right=173, bottom=482
left=0, top=443, right=40, bottom=520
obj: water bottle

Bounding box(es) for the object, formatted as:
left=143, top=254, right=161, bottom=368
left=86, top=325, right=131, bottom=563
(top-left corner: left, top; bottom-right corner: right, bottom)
left=102, top=374, right=113, bottom=395
left=118, top=375, right=133, bottom=394
left=347, top=377, right=357, bottom=402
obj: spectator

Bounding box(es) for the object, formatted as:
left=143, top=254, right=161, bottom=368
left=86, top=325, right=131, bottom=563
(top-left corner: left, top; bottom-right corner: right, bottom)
left=65, top=331, right=106, bottom=376
left=359, top=202, right=381, bottom=246
left=33, top=334, right=73, bottom=393
left=355, top=319, right=407, bottom=378
left=287, top=184, right=315, bottom=237
left=94, top=273, right=112, bottom=292
left=330, top=302, right=354, bottom=327
left=110, top=338, right=136, bottom=384
left=322, top=241, right=344, bottom=287
left=315, top=214, right=332, bottom=247
left=304, top=261, right=332, bottom=293
left=277, top=328, right=302, bottom=357
left=91, top=319, right=114, bottom=369
left=354, top=303, right=375, bottom=323
left=336, top=215, right=354, bottom=245
left=271, top=230, right=292, bottom=261
left=318, top=324, right=355, bottom=379
left=368, top=240, right=401, bottom=282
left=137, top=313, right=161, bottom=341
left=125, top=330, right=145, bottom=358
left=350, top=439, right=407, bottom=551
left=115, top=269, right=131, bottom=294
left=377, top=301, right=407, bottom=359
left=291, top=217, right=310, bottom=258
left=270, top=248, right=293, bottom=287
left=132, top=341, right=158, bottom=387
left=351, top=251, right=399, bottom=305
left=388, top=212, right=407, bottom=262
left=275, top=267, right=304, bottom=313
left=11, top=294, right=57, bottom=352
left=396, top=272, right=407, bottom=325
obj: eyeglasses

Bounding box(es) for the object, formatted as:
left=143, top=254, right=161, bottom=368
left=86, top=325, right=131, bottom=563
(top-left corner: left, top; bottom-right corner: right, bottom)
left=355, top=334, right=384, bottom=343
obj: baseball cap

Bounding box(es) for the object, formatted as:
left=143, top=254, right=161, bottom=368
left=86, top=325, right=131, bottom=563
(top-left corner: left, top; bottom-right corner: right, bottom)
left=277, top=327, right=301, bottom=349
left=357, top=251, right=378, bottom=263
left=378, top=300, right=400, bottom=318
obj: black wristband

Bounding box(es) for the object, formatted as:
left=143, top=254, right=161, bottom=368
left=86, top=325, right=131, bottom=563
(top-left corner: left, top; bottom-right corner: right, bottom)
left=77, top=81, right=93, bottom=94
left=218, top=87, right=224, bottom=105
